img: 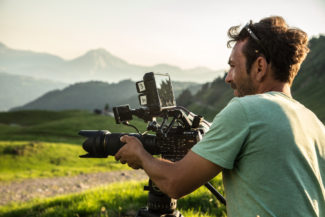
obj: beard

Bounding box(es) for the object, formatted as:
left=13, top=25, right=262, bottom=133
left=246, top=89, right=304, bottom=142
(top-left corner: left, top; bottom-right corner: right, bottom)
left=231, top=77, right=257, bottom=97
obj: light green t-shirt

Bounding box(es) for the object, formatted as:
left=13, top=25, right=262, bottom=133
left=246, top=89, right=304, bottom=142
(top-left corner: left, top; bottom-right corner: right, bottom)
left=192, top=92, right=325, bottom=217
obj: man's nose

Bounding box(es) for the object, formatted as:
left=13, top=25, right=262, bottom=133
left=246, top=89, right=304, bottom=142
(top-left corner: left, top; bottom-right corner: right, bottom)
left=225, top=72, right=232, bottom=84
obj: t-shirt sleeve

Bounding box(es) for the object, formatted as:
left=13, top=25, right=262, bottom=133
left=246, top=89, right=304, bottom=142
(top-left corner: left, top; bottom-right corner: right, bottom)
left=191, top=98, right=249, bottom=169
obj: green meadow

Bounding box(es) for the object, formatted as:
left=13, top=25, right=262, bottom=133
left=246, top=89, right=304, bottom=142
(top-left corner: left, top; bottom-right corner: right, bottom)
left=0, top=110, right=147, bottom=144
left=0, top=180, right=226, bottom=217
left=0, top=110, right=226, bottom=217
left=0, top=141, right=130, bottom=182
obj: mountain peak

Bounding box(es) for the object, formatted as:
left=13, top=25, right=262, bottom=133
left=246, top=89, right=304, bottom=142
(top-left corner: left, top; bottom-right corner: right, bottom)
left=86, top=48, right=111, bottom=55
left=69, top=48, right=129, bottom=71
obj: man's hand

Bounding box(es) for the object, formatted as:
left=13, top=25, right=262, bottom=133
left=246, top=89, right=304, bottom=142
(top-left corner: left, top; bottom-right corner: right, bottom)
left=115, top=135, right=148, bottom=169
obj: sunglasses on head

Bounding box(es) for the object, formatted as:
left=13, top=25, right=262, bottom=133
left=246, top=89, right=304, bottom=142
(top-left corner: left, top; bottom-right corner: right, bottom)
left=244, top=23, right=270, bottom=63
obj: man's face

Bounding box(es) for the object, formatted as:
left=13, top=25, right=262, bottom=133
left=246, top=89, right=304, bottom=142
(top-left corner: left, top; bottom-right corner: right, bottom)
left=225, top=40, right=257, bottom=97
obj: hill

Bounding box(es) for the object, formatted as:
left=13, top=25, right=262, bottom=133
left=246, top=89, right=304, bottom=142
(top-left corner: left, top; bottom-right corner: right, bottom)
left=176, top=35, right=325, bottom=123
left=0, top=72, right=67, bottom=111
left=291, top=35, right=325, bottom=122
left=176, top=75, right=233, bottom=121
left=0, top=42, right=224, bottom=83
left=0, top=110, right=147, bottom=144
left=11, top=79, right=201, bottom=111
left=11, top=80, right=137, bottom=111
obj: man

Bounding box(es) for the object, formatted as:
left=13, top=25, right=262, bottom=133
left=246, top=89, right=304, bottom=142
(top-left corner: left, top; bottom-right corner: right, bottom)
left=115, top=16, right=325, bottom=216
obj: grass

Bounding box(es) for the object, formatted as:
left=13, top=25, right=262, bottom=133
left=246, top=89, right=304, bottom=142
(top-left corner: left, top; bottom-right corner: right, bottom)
left=0, top=180, right=226, bottom=217
left=0, top=141, right=129, bottom=182
left=0, top=110, right=147, bottom=144
left=0, top=110, right=227, bottom=216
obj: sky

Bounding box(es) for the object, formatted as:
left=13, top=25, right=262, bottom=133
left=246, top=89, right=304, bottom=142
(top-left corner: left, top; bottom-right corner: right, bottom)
left=1, top=0, right=324, bottom=71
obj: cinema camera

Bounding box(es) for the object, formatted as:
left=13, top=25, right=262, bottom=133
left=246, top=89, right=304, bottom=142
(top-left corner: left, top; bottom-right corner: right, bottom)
left=79, top=72, right=226, bottom=217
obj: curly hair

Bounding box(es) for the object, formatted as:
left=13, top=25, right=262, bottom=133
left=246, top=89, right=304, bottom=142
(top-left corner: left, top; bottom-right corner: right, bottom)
left=227, top=16, right=309, bottom=84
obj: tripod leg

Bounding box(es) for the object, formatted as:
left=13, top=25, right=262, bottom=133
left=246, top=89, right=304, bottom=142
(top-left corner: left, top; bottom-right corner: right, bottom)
left=204, top=182, right=226, bottom=205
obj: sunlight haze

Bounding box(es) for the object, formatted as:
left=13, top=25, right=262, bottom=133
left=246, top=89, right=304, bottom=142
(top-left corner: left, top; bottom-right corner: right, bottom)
left=1, top=0, right=324, bottom=72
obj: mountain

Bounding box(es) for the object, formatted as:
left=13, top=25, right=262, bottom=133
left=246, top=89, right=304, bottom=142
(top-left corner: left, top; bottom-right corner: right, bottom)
left=11, top=80, right=201, bottom=111
left=0, top=72, right=67, bottom=111
left=176, top=35, right=325, bottom=123
left=11, top=33, right=325, bottom=123
left=0, top=43, right=65, bottom=82
left=0, top=42, right=224, bottom=83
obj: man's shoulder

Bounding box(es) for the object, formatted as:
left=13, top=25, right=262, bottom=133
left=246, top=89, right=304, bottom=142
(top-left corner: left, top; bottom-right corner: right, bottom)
left=234, top=92, right=279, bottom=103
left=231, top=91, right=295, bottom=109
left=227, top=93, right=273, bottom=111
left=225, top=92, right=298, bottom=123
left=219, top=94, right=266, bottom=118
left=230, top=92, right=323, bottom=127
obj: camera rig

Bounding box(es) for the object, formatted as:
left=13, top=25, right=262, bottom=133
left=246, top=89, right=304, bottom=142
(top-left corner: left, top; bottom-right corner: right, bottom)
left=79, top=72, right=226, bottom=217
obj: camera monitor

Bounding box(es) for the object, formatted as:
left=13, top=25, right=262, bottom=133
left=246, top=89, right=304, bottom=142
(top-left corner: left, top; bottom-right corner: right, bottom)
left=136, top=72, right=176, bottom=112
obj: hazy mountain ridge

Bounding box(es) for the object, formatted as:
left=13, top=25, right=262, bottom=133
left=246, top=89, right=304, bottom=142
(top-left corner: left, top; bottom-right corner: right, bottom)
left=0, top=42, right=218, bottom=110
left=0, top=43, right=65, bottom=80
left=0, top=72, right=67, bottom=111
left=0, top=42, right=224, bottom=83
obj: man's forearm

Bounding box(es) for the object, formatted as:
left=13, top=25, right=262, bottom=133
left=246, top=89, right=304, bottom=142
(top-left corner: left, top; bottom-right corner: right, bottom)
left=116, top=135, right=221, bottom=199
left=140, top=150, right=221, bottom=199
left=140, top=151, right=181, bottom=198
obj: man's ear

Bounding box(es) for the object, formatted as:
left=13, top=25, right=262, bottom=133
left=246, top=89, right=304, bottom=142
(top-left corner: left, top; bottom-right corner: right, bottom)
left=254, top=56, right=268, bottom=82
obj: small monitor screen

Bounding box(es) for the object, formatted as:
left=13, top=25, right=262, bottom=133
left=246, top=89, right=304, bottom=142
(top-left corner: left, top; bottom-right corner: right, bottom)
left=154, top=74, right=175, bottom=107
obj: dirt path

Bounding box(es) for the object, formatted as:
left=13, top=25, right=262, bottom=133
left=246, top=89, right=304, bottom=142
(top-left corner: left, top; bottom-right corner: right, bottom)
left=0, top=170, right=148, bottom=206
